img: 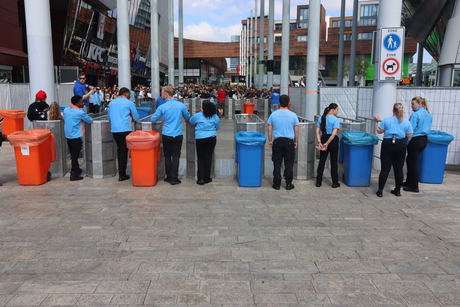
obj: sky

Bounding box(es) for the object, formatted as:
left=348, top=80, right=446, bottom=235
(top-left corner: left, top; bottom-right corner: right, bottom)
left=173, top=0, right=432, bottom=63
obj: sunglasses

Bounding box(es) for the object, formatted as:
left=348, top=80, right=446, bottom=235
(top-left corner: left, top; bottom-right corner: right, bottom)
left=79, top=78, right=86, bottom=80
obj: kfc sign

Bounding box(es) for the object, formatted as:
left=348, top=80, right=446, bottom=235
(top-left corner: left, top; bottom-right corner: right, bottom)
left=87, top=43, right=105, bottom=62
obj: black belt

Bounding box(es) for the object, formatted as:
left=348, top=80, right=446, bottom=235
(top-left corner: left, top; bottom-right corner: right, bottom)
left=276, top=137, right=293, bottom=141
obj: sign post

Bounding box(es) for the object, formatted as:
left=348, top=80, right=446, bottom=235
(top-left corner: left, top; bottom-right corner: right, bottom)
left=378, top=27, right=405, bottom=82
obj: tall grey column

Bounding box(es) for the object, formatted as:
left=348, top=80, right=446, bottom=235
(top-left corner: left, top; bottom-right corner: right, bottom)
left=372, top=0, right=403, bottom=169
left=24, top=0, right=56, bottom=103
left=117, top=0, right=131, bottom=89
left=267, top=0, right=275, bottom=89
left=178, top=0, right=184, bottom=88
left=337, top=0, right=346, bottom=86
left=258, top=0, right=265, bottom=89
left=415, top=43, right=424, bottom=86
left=305, top=0, right=320, bottom=120
left=438, top=0, right=460, bottom=86
left=254, top=0, right=258, bottom=87
left=151, top=0, right=160, bottom=98
left=280, top=0, right=290, bottom=96
left=168, top=0, right=175, bottom=86
left=249, top=10, right=253, bottom=88
left=348, top=0, right=359, bottom=86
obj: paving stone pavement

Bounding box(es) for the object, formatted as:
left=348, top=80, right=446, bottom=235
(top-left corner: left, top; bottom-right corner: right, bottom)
left=0, top=120, right=460, bottom=306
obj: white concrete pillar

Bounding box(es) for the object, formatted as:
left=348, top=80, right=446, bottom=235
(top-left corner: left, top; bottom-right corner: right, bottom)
left=438, top=0, right=460, bottom=86
left=151, top=0, right=160, bottom=98
left=280, top=0, right=290, bottom=96
left=178, top=0, right=184, bottom=88
left=168, top=0, right=175, bottom=86
left=305, top=0, right=321, bottom=120
left=24, top=0, right=56, bottom=103
left=117, top=0, right=131, bottom=89
left=267, top=0, right=274, bottom=89
left=258, top=0, right=265, bottom=89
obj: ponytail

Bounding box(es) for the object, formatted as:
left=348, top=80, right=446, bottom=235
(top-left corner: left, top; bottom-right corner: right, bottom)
left=321, top=103, right=338, bottom=133
left=412, top=96, right=430, bottom=113
left=393, top=103, right=404, bottom=123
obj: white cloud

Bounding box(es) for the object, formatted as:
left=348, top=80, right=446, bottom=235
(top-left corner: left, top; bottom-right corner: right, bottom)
left=175, top=21, right=242, bottom=42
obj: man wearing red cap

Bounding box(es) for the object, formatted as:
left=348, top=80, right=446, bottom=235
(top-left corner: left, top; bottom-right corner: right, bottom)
left=27, top=90, right=49, bottom=121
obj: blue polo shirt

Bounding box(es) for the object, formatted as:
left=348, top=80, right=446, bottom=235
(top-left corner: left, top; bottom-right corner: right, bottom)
left=316, top=114, right=340, bottom=134
left=150, top=98, right=191, bottom=137
left=380, top=116, right=413, bottom=139
left=108, top=96, right=139, bottom=133
left=63, top=106, right=93, bottom=139
left=90, top=92, right=101, bottom=106
left=73, top=81, right=90, bottom=106
left=269, top=92, right=280, bottom=105
left=409, top=107, right=432, bottom=137
left=267, top=108, right=299, bottom=140
left=190, top=112, right=220, bottom=139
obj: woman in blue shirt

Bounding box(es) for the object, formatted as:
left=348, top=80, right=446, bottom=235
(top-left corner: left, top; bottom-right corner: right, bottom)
left=373, top=103, right=413, bottom=197
left=190, top=100, right=220, bottom=185
left=403, top=96, right=432, bottom=193
left=316, top=103, right=341, bottom=188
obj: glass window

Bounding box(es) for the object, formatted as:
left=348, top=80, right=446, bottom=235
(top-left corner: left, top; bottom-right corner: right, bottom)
left=290, top=23, right=297, bottom=30
left=299, top=8, right=309, bottom=20
left=297, top=35, right=307, bottom=42
left=275, top=23, right=282, bottom=30
left=453, top=70, right=460, bottom=86
left=275, top=36, right=282, bottom=43
left=360, top=4, right=378, bottom=17
left=358, top=32, right=373, bottom=40
left=299, top=21, right=308, bottom=29
left=359, top=18, right=377, bottom=26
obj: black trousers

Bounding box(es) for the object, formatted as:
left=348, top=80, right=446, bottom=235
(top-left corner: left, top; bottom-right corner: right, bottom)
left=112, top=131, right=131, bottom=177
left=378, top=138, right=407, bottom=191
left=272, top=137, right=295, bottom=185
left=67, top=137, right=82, bottom=174
left=162, top=135, right=183, bottom=180
left=405, top=135, right=428, bottom=189
left=89, top=104, right=100, bottom=114
left=316, top=134, right=339, bottom=184
left=196, top=136, right=216, bottom=181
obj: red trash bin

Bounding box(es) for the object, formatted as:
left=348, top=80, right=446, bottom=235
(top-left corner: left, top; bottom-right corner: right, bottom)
left=0, top=110, right=26, bottom=136
left=243, top=102, right=256, bottom=114
left=126, top=130, right=161, bottom=187
left=8, top=129, right=56, bottom=185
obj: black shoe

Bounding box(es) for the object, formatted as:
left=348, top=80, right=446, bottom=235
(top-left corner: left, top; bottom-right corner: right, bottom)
left=164, top=177, right=172, bottom=183
left=170, top=179, right=182, bottom=185
left=204, top=178, right=212, bottom=183
left=196, top=179, right=206, bottom=185
left=118, top=174, right=130, bottom=181
left=376, top=190, right=383, bottom=197
left=315, top=180, right=322, bottom=187
left=47, top=171, right=52, bottom=182
left=402, top=181, right=408, bottom=187
left=391, top=189, right=401, bottom=197
left=286, top=183, right=295, bottom=190
left=272, top=184, right=280, bottom=190
left=70, top=175, right=83, bottom=181
left=403, top=186, right=419, bottom=193
left=332, top=182, right=340, bottom=188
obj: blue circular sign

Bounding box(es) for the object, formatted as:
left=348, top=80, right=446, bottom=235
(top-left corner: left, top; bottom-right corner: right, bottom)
left=383, top=34, right=401, bottom=51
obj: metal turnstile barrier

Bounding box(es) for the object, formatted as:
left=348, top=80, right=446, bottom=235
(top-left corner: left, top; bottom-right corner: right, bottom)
left=234, top=114, right=266, bottom=134
left=135, top=115, right=165, bottom=179
left=85, top=116, right=117, bottom=179
left=32, top=120, right=69, bottom=178
left=294, top=117, right=316, bottom=180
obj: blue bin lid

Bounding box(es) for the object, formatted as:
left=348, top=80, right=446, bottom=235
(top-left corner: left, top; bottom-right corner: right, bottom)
left=342, top=131, right=378, bottom=146
left=428, top=130, right=454, bottom=145
left=136, top=107, right=152, bottom=112
left=235, top=131, right=266, bottom=146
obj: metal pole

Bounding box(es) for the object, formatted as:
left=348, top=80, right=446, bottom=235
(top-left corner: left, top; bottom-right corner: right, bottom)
left=280, top=0, right=290, bottom=96
left=254, top=0, right=258, bottom=88
left=178, top=0, right=184, bottom=88
left=305, top=0, right=320, bottom=120
left=151, top=0, right=160, bottom=98
left=116, top=0, right=131, bottom=89
left=24, top=0, right=56, bottom=103
left=337, top=0, right=346, bottom=86
left=415, top=43, right=424, bottom=86
left=249, top=10, right=253, bottom=88
left=267, top=0, right=274, bottom=89
left=258, top=0, right=265, bottom=89
left=168, top=0, right=174, bottom=86
left=349, top=0, right=358, bottom=86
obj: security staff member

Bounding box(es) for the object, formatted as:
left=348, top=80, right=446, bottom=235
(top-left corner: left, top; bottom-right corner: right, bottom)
left=267, top=94, right=300, bottom=190
left=373, top=103, right=413, bottom=197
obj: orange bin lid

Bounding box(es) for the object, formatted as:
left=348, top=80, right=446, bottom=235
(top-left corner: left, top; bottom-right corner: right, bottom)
left=243, top=101, right=256, bottom=105
left=0, top=110, right=27, bottom=118
left=126, top=130, right=160, bottom=150
left=8, top=129, right=52, bottom=147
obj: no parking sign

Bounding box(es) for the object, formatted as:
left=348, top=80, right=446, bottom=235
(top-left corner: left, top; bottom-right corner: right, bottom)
left=378, top=27, right=405, bottom=82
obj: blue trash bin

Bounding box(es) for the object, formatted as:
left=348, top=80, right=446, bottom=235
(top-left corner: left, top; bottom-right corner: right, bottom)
left=136, top=107, right=152, bottom=122
left=418, top=130, right=454, bottom=184
left=235, top=131, right=266, bottom=187
left=341, top=131, right=378, bottom=187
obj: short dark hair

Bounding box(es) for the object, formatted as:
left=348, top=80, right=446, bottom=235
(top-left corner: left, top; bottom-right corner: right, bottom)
left=279, top=94, right=290, bottom=107
left=118, top=87, right=130, bottom=96
left=78, top=72, right=85, bottom=78
left=71, top=95, right=82, bottom=105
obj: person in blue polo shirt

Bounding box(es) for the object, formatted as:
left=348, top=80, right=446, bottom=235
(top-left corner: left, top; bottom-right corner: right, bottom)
left=267, top=94, right=300, bottom=190
left=73, top=72, right=95, bottom=113
left=63, top=95, right=93, bottom=181
left=403, top=96, right=433, bottom=193
left=150, top=86, right=191, bottom=185
left=316, top=103, right=341, bottom=188
left=190, top=100, right=220, bottom=185
left=269, top=89, right=281, bottom=114
left=108, top=87, right=139, bottom=181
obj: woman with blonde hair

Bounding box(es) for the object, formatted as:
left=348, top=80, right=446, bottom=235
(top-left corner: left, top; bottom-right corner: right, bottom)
left=403, top=96, right=433, bottom=193
left=372, top=103, right=413, bottom=197
left=48, top=101, right=63, bottom=120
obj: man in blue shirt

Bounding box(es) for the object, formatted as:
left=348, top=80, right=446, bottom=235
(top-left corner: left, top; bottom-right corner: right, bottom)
left=267, top=95, right=300, bottom=190
left=64, top=95, right=93, bottom=181
left=73, top=72, right=95, bottom=113
left=150, top=86, right=191, bottom=185
left=108, top=87, right=140, bottom=181
left=269, top=89, right=281, bottom=114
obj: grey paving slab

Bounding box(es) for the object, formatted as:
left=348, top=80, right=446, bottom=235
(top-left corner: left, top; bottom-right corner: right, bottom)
left=1, top=120, right=460, bottom=306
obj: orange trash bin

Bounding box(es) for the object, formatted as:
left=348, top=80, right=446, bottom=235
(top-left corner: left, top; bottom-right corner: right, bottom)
left=243, top=101, right=256, bottom=114
left=0, top=110, right=26, bottom=136
left=8, top=129, right=56, bottom=185
left=126, top=130, right=161, bottom=187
